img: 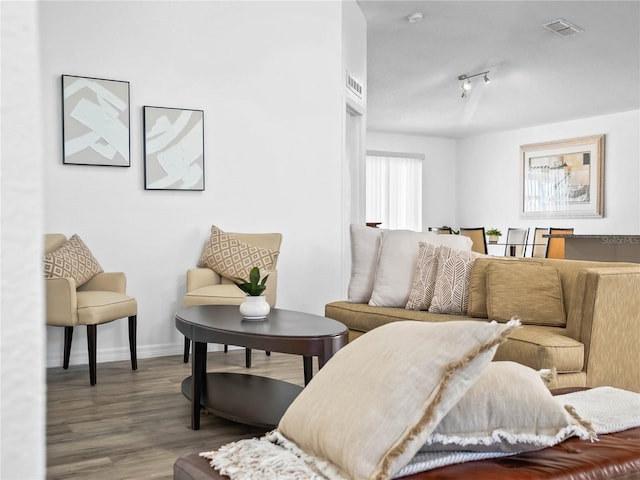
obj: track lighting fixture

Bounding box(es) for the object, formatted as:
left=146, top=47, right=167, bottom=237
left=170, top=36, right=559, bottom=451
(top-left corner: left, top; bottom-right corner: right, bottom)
left=457, top=70, right=491, bottom=98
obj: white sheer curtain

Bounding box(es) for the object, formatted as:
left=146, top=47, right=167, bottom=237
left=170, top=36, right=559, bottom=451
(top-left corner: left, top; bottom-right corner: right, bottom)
left=365, top=152, right=422, bottom=231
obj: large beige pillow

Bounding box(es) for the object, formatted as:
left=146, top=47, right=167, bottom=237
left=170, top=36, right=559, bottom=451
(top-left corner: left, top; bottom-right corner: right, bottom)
left=278, top=319, right=520, bottom=480
left=198, top=225, right=279, bottom=280
left=405, top=242, right=441, bottom=310
left=369, top=230, right=472, bottom=307
left=429, top=246, right=482, bottom=315
left=421, top=361, right=594, bottom=453
left=487, top=262, right=567, bottom=326
left=347, top=224, right=386, bottom=303
left=43, top=234, right=103, bottom=287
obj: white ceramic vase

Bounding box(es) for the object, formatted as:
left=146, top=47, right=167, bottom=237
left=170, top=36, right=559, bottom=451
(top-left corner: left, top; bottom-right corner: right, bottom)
left=239, top=295, right=270, bottom=320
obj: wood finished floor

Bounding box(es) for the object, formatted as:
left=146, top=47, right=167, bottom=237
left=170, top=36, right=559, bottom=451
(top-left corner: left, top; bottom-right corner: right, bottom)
left=47, top=349, right=311, bottom=479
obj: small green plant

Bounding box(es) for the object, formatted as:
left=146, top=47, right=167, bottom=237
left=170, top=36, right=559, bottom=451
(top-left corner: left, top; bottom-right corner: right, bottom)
left=233, top=267, right=269, bottom=296
left=486, top=228, right=502, bottom=237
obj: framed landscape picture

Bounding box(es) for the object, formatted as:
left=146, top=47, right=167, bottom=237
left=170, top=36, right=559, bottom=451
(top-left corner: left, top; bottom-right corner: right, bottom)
left=61, top=75, right=130, bottom=166
left=521, top=134, right=605, bottom=219
left=143, top=106, right=205, bottom=191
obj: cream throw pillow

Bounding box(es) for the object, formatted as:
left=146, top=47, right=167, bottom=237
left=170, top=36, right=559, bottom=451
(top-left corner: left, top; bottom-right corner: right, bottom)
left=369, top=230, right=472, bottom=307
left=43, top=234, right=103, bottom=287
left=405, top=242, right=441, bottom=310
left=347, top=224, right=386, bottom=303
left=421, top=361, right=595, bottom=453
left=487, top=262, right=567, bottom=326
left=198, top=225, right=279, bottom=281
left=278, top=319, right=520, bottom=480
left=429, top=246, right=482, bottom=315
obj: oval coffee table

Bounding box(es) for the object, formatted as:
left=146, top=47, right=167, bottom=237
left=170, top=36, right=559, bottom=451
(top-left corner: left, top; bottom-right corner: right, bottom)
left=175, top=305, right=348, bottom=430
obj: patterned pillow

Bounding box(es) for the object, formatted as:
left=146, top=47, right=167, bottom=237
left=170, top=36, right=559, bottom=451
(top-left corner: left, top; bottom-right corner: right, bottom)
left=406, top=242, right=441, bottom=310
left=429, top=246, right=482, bottom=315
left=198, top=225, right=279, bottom=280
left=43, top=234, right=103, bottom=287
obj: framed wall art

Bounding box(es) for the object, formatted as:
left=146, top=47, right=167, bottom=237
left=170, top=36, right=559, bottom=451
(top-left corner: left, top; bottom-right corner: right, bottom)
left=143, top=106, right=204, bottom=191
left=521, top=134, right=605, bottom=219
left=61, top=75, right=130, bottom=166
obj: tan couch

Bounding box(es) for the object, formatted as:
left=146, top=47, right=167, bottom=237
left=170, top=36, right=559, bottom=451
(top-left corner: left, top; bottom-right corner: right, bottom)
left=326, top=256, right=640, bottom=393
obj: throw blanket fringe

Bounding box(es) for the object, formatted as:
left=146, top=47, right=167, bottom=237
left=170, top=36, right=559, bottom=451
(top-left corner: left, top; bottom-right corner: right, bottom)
left=200, top=430, right=347, bottom=480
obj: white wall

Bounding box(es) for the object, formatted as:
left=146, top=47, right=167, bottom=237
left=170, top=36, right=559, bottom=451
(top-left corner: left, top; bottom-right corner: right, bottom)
left=39, top=1, right=364, bottom=366
left=366, top=132, right=457, bottom=229
left=456, top=110, right=640, bottom=235
left=1, top=2, right=46, bottom=477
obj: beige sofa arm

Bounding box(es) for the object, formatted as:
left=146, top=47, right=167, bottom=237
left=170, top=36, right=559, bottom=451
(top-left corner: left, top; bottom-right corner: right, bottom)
left=186, top=268, right=222, bottom=292
left=45, top=277, right=78, bottom=326
left=579, top=267, right=640, bottom=392
left=79, top=272, right=127, bottom=293
left=263, top=270, right=278, bottom=307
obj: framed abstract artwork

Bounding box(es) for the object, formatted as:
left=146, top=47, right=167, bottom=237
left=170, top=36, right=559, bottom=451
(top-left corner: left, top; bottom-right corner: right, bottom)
left=521, top=134, right=605, bottom=219
left=143, top=106, right=205, bottom=191
left=61, top=75, right=130, bottom=166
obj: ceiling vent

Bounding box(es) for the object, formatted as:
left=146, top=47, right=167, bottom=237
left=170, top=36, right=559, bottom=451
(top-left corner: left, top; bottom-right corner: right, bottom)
left=543, top=18, right=584, bottom=37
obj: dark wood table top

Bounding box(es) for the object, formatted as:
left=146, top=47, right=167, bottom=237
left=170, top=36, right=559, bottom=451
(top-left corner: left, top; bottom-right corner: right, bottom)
left=175, top=305, right=348, bottom=357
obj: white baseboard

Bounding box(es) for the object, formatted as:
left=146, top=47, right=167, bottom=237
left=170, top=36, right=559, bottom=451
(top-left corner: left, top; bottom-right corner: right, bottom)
left=46, top=342, right=229, bottom=368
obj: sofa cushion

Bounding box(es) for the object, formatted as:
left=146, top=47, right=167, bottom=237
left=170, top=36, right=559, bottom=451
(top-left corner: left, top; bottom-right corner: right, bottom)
left=420, top=361, right=593, bottom=453
left=347, top=224, right=386, bottom=303
left=487, top=262, right=567, bottom=327
left=198, top=225, right=278, bottom=281
left=405, top=242, right=441, bottom=311
left=494, top=325, right=584, bottom=373
left=277, top=319, right=519, bottom=480
left=429, top=246, right=482, bottom=315
left=467, top=257, right=542, bottom=318
left=43, top=234, right=104, bottom=288
left=369, top=230, right=472, bottom=308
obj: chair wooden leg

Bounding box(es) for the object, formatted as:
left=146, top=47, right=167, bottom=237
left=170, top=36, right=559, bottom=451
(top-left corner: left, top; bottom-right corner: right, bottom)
left=245, top=348, right=252, bottom=368
left=87, top=324, right=97, bottom=386
left=128, top=315, right=137, bottom=371
left=63, top=326, right=74, bottom=369
left=183, top=337, right=191, bottom=363
left=224, top=344, right=228, bottom=353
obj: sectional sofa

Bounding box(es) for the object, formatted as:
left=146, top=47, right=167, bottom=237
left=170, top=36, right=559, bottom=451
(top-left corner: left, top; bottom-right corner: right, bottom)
left=325, top=227, right=640, bottom=393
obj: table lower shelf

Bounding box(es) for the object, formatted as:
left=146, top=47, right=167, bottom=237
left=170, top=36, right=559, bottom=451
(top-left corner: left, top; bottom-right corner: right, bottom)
left=181, top=372, right=303, bottom=429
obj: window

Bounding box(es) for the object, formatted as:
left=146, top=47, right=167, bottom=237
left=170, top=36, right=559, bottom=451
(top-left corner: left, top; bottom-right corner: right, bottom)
left=365, top=151, right=423, bottom=231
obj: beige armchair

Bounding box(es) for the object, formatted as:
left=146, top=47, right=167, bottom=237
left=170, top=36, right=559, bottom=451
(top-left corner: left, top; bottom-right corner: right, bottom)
left=45, top=234, right=138, bottom=385
left=182, top=231, right=282, bottom=366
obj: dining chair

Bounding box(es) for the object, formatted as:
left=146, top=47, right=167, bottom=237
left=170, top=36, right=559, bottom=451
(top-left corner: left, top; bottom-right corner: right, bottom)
left=531, top=227, right=550, bottom=258
left=504, top=228, right=529, bottom=257
left=459, top=227, right=487, bottom=254
left=545, top=227, right=575, bottom=259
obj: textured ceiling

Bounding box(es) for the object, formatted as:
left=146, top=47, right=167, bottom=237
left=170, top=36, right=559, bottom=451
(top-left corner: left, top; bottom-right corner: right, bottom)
left=359, top=1, right=640, bottom=138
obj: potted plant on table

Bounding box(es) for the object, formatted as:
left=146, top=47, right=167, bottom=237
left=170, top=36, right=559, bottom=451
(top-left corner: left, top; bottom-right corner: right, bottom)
left=486, top=228, right=502, bottom=244
left=233, top=267, right=270, bottom=320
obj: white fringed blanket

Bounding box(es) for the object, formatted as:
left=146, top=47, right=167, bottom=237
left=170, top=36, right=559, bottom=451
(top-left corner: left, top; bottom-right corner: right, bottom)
left=200, top=387, right=640, bottom=480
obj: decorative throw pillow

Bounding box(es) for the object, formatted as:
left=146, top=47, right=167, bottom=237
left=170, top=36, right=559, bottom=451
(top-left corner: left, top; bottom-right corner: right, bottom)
left=198, top=225, right=279, bottom=281
left=277, top=319, right=520, bottom=480
left=420, top=361, right=595, bottom=453
left=43, top=234, right=103, bottom=287
left=347, top=224, right=386, bottom=303
left=406, top=242, right=441, bottom=310
left=487, top=262, right=567, bottom=326
left=369, top=230, right=472, bottom=307
left=429, top=246, right=481, bottom=315
left=467, top=258, right=543, bottom=318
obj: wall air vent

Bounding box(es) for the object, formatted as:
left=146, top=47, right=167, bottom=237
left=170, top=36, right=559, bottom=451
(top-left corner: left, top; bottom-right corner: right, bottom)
left=543, top=18, right=584, bottom=37
left=346, top=71, right=363, bottom=98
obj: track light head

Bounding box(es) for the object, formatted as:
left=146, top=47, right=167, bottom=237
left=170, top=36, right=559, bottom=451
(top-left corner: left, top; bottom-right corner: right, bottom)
left=483, top=73, right=491, bottom=84
left=456, top=70, right=491, bottom=98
